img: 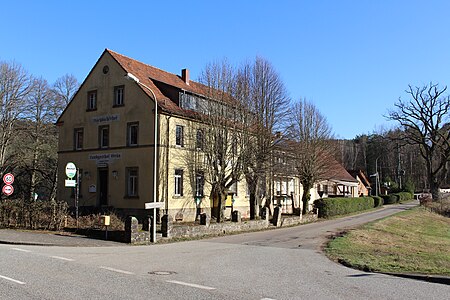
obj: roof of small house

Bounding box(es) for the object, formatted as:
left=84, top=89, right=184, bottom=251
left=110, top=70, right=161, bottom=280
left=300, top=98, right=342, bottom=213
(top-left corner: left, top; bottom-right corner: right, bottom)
left=323, top=159, right=359, bottom=183
left=348, top=169, right=371, bottom=187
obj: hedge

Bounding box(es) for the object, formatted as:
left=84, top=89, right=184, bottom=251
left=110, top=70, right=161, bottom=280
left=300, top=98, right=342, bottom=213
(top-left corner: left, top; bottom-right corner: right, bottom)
left=372, top=196, right=384, bottom=207
left=314, top=197, right=375, bottom=218
left=381, top=192, right=413, bottom=205
left=394, top=192, right=413, bottom=202
left=382, top=194, right=399, bottom=204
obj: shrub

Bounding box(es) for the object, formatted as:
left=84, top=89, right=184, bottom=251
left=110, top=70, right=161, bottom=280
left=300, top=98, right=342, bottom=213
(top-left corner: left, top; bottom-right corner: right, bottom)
left=0, top=199, right=68, bottom=230
left=314, top=197, right=375, bottom=218
left=382, top=194, right=399, bottom=204
left=394, top=192, right=413, bottom=202
left=372, top=196, right=384, bottom=207
left=65, top=211, right=125, bottom=231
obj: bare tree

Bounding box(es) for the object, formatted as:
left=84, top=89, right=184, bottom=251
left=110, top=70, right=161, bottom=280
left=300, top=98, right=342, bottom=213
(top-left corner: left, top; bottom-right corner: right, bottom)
left=197, top=60, right=247, bottom=222
left=52, top=74, right=79, bottom=106
left=0, top=61, right=34, bottom=177
left=21, top=77, right=61, bottom=203
left=237, top=57, right=290, bottom=219
left=388, top=83, right=450, bottom=200
left=288, top=99, right=334, bottom=214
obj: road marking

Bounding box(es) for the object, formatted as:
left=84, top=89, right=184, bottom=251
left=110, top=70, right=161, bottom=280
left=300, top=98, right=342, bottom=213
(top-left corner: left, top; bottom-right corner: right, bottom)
left=50, top=256, right=74, bottom=262
left=166, top=280, right=216, bottom=290
left=11, top=248, right=31, bottom=253
left=0, top=275, right=26, bottom=285
left=99, top=266, right=134, bottom=275
left=261, top=298, right=277, bottom=300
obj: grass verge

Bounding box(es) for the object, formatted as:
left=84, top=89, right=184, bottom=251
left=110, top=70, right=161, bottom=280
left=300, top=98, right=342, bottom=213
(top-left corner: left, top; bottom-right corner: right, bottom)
left=325, top=207, right=450, bottom=276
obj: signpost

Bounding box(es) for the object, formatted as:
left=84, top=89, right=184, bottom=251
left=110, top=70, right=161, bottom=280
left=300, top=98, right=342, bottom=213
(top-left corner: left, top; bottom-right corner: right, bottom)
left=2, top=184, right=14, bottom=196
left=65, top=162, right=79, bottom=228
left=65, top=162, right=77, bottom=179
left=3, top=173, right=14, bottom=185
left=145, top=202, right=165, bottom=210
left=145, top=202, right=164, bottom=242
left=2, top=173, right=14, bottom=196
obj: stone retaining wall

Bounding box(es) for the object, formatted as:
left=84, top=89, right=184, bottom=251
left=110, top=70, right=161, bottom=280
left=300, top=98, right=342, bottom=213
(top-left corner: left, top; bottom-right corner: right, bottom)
left=123, top=208, right=318, bottom=244
left=169, top=218, right=269, bottom=239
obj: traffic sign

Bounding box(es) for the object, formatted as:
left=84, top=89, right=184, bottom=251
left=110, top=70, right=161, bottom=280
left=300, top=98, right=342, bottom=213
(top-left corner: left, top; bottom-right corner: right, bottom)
left=3, top=173, right=14, bottom=185
left=65, top=162, right=77, bottom=179
left=145, top=202, right=165, bottom=209
left=2, top=185, right=14, bottom=196
left=65, top=179, right=77, bottom=187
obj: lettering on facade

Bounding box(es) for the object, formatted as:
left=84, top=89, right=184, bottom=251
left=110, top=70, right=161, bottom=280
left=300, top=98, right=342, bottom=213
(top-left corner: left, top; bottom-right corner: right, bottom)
left=88, top=153, right=122, bottom=166
left=92, top=114, right=120, bottom=124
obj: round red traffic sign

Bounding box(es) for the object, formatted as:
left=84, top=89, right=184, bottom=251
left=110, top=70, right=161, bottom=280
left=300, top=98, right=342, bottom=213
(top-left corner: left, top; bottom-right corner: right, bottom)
left=3, top=173, right=14, bottom=185
left=2, top=184, right=14, bottom=196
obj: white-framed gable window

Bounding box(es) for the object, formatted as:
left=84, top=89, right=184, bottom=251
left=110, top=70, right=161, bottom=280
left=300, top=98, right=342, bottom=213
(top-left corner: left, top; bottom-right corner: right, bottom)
left=114, top=85, right=124, bottom=106
left=87, top=90, right=97, bottom=111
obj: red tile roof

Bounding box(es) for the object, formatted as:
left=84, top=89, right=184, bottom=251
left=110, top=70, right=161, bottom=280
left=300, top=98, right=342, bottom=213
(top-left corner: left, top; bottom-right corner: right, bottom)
left=321, top=157, right=359, bottom=183
left=107, top=49, right=235, bottom=118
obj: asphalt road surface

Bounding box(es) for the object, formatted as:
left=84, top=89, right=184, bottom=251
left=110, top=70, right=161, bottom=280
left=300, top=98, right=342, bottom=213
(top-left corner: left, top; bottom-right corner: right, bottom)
left=1, top=201, right=448, bottom=299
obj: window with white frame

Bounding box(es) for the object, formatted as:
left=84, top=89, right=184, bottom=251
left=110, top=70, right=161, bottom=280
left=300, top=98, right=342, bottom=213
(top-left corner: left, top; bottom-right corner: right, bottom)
left=174, top=169, right=183, bottom=196
left=114, top=85, right=124, bottom=106
left=230, top=181, right=238, bottom=196
left=276, top=180, right=281, bottom=195
left=126, top=167, right=139, bottom=197
left=196, top=129, right=204, bottom=150
left=87, top=90, right=97, bottom=110
left=195, top=171, right=204, bottom=197
left=74, top=128, right=83, bottom=150
left=99, top=125, right=109, bottom=149
left=127, top=122, right=139, bottom=146
left=175, top=125, right=184, bottom=147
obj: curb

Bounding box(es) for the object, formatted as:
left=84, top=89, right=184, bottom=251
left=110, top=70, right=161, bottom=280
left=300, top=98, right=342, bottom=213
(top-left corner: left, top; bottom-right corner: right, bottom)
left=0, top=240, right=56, bottom=247
left=381, top=272, right=450, bottom=285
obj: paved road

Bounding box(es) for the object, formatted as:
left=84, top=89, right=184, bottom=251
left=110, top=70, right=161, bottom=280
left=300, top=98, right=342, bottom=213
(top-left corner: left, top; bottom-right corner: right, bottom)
left=0, top=201, right=448, bottom=299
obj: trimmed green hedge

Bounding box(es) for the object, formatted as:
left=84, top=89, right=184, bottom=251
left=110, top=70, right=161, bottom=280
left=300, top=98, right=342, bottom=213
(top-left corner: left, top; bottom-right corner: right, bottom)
left=382, top=194, right=399, bottom=204
left=314, top=197, right=375, bottom=218
left=394, top=192, right=413, bottom=202
left=372, top=196, right=384, bottom=207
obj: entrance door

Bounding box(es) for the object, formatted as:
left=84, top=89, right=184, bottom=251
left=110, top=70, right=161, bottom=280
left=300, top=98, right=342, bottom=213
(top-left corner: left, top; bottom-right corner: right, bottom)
left=98, top=168, right=108, bottom=206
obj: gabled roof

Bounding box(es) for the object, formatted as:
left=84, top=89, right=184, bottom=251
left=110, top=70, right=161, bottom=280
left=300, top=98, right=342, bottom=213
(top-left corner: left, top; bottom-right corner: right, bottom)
left=57, top=49, right=243, bottom=124
left=107, top=49, right=234, bottom=118
left=272, top=139, right=358, bottom=183
left=348, top=169, right=371, bottom=187
left=323, top=159, right=359, bottom=183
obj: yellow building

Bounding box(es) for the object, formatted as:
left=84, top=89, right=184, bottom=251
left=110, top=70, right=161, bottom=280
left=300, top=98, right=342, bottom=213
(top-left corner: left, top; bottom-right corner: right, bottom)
left=57, top=49, right=248, bottom=222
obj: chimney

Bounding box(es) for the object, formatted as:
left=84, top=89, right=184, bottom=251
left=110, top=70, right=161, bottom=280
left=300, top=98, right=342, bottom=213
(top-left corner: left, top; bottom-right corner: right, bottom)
left=181, top=68, right=190, bottom=85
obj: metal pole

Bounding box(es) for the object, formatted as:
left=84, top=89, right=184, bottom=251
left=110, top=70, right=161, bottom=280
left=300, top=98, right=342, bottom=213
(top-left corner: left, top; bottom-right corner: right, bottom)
left=375, top=157, right=379, bottom=197
left=125, top=73, right=158, bottom=243
left=76, top=168, right=80, bottom=229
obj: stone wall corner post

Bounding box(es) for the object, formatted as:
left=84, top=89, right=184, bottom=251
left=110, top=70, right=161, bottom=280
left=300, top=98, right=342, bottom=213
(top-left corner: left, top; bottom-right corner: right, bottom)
left=125, top=216, right=138, bottom=243
left=161, top=214, right=173, bottom=238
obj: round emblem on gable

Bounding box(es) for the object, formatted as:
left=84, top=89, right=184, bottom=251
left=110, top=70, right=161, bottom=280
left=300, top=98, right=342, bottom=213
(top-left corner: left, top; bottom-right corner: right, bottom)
left=103, top=65, right=109, bottom=74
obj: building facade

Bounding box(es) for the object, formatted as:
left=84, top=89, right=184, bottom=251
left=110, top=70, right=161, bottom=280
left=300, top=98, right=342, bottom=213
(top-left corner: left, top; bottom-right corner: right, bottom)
left=57, top=49, right=359, bottom=222
left=57, top=49, right=248, bottom=222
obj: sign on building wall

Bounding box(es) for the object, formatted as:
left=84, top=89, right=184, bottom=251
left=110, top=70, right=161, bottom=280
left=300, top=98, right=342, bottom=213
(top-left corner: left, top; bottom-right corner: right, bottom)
left=92, top=114, right=120, bottom=124
left=88, top=153, right=122, bottom=166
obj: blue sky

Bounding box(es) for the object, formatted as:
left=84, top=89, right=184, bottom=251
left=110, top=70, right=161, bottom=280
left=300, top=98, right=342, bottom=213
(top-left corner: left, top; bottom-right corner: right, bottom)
left=2, top=0, right=450, bottom=139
